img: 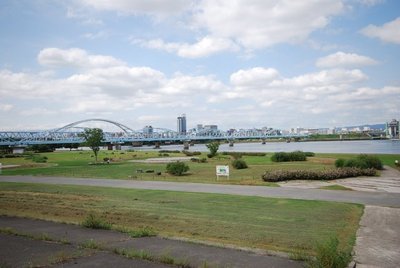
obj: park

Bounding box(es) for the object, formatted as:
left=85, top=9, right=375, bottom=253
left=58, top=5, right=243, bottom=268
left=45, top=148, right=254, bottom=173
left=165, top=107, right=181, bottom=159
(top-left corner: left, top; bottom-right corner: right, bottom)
left=1, top=141, right=399, bottom=267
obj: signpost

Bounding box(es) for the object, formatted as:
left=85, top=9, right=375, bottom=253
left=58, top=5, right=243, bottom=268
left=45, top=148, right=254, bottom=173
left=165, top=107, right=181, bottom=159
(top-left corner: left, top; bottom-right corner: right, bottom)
left=216, top=165, right=229, bottom=180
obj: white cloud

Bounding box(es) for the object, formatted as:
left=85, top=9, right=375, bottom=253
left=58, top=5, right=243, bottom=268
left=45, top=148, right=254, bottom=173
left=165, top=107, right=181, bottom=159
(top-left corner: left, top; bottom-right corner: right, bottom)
left=360, top=17, right=400, bottom=44
left=38, top=48, right=125, bottom=69
left=193, top=0, right=345, bottom=49
left=1, top=47, right=398, bottom=130
left=133, top=36, right=239, bottom=58
left=316, top=51, right=378, bottom=68
left=356, top=0, right=384, bottom=7
left=0, top=103, right=13, bottom=111
left=230, top=68, right=280, bottom=89
left=78, top=0, right=193, bottom=16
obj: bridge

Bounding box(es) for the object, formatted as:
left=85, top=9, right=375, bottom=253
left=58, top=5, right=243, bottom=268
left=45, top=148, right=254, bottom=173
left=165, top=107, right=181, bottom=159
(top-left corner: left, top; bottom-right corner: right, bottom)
left=0, top=119, right=307, bottom=147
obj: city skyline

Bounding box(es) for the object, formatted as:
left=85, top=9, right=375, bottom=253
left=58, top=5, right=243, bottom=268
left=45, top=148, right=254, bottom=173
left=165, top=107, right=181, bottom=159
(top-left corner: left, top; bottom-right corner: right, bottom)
left=0, top=1, right=399, bottom=131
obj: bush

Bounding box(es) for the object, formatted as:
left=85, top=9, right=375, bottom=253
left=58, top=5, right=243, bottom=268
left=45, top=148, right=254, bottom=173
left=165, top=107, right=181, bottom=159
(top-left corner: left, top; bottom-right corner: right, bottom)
left=262, top=168, right=376, bottom=182
left=158, top=150, right=180, bottom=153
left=222, top=152, right=266, bottom=157
left=271, top=151, right=307, bottom=162
left=81, top=213, right=112, bottom=230
left=182, top=150, right=201, bottom=156
left=232, top=159, right=248, bottom=169
left=166, top=162, right=189, bottom=176
left=307, top=236, right=352, bottom=268
left=32, top=155, right=47, bottom=163
left=304, top=152, right=315, bottom=157
left=335, top=154, right=383, bottom=170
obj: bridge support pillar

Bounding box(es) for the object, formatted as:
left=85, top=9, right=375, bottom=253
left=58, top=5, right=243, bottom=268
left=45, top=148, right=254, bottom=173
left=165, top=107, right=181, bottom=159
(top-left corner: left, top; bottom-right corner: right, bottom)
left=183, top=141, right=190, bottom=150
left=107, top=144, right=113, bottom=150
left=190, top=141, right=195, bottom=146
left=12, top=147, right=25, bottom=154
left=261, top=139, right=266, bottom=145
left=114, top=144, right=122, bottom=150
left=154, top=142, right=161, bottom=149
left=132, top=142, right=143, bottom=147
left=229, top=140, right=234, bottom=147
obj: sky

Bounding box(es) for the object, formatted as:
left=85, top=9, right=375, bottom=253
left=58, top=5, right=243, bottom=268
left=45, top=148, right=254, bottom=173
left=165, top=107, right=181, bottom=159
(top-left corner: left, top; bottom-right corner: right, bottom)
left=0, top=0, right=399, bottom=131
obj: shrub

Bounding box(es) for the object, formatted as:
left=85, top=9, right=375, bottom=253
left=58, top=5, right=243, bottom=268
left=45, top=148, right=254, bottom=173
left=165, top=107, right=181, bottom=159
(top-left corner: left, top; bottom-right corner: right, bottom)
left=307, top=236, right=352, bottom=268
left=81, top=213, right=112, bottom=230
left=305, top=152, right=315, bottom=157
left=335, top=154, right=383, bottom=170
left=357, top=154, right=383, bottom=170
left=335, top=158, right=345, bottom=168
left=158, top=150, right=180, bottom=153
left=32, top=155, right=48, bottom=163
left=166, top=162, right=189, bottom=176
left=182, top=150, right=201, bottom=156
left=262, top=168, right=376, bottom=182
left=222, top=152, right=266, bottom=157
left=199, top=157, right=207, bottom=163
left=271, top=151, right=307, bottom=162
left=145, top=169, right=154, bottom=173
left=232, top=159, right=248, bottom=169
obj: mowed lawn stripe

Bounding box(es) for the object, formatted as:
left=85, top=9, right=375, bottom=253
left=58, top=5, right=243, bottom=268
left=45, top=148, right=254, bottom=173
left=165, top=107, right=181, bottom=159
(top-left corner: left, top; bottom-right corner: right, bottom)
left=0, top=182, right=362, bottom=254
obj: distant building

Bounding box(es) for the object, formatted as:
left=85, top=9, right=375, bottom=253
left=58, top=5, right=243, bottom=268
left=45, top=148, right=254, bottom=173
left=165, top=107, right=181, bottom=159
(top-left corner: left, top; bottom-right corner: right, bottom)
left=143, top=126, right=153, bottom=135
left=196, top=124, right=203, bottom=132
left=204, top=125, right=218, bottom=131
left=177, top=114, right=187, bottom=134
left=386, top=119, right=399, bottom=139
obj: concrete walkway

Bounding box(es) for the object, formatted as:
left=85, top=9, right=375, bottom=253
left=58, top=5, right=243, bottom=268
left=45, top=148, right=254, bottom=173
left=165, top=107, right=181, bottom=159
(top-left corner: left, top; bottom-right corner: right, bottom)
left=354, top=206, right=400, bottom=268
left=0, top=216, right=302, bottom=268
left=1, top=175, right=400, bottom=207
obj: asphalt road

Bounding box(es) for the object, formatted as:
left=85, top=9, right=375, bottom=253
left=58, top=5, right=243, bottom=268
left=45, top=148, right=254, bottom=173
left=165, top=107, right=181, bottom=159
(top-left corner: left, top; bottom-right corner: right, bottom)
left=1, top=175, right=400, bottom=207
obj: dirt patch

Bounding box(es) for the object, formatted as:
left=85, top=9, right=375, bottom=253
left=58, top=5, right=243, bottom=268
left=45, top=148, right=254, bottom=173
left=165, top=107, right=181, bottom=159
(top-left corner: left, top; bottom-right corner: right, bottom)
left=130, top=157, right=196, bottom=164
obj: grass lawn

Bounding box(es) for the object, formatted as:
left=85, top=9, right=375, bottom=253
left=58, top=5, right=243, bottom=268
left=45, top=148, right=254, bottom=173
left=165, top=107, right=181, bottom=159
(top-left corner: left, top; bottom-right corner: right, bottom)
left=0, top=182, right=363, bottom=255
left=1, top=150, right=398, bottom=185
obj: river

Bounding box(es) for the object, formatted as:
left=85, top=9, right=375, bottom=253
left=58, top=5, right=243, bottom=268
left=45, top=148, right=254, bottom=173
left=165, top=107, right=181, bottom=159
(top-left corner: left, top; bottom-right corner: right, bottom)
left=129, top=140, right=400, bottom=154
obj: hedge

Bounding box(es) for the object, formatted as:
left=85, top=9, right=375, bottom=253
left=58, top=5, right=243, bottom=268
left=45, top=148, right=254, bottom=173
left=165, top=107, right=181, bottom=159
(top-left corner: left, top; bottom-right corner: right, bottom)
left=271, top=151, right=308, bottom=162
left=261, top=167, right=376, bottom=182
left=335, top=154, right=383, bottom=170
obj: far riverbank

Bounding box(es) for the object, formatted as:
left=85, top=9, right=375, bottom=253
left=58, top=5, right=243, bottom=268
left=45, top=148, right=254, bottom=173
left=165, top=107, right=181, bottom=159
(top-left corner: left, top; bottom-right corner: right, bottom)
left=130, top=139, right=400, bottom=154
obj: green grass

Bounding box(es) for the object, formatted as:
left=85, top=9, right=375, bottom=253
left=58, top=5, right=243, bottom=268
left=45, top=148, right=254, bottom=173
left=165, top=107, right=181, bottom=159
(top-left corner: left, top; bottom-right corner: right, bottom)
left=0, top=182, right=363, bottom=255
left=2, top=151, right=398, bottom=185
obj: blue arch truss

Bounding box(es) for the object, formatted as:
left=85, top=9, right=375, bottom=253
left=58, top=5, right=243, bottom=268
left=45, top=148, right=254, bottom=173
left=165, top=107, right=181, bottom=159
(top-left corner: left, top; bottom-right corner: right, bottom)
left=0, top=118, right=307, bottom=146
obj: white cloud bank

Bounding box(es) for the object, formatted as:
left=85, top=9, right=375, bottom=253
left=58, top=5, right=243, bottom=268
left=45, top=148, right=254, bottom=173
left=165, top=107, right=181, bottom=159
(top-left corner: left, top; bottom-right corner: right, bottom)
left=38, top=48, right=125, bottom=69
left=78, top=0, right=193, bottom=16
left=1, top=48, right=399, bottom=129
left=316, top=51, right=378, bottom=68
left=124, top=0, right=346, bottom=57
left=361, top=17, right=400, bottom=44
left=133, top=36, right=240, bottom=58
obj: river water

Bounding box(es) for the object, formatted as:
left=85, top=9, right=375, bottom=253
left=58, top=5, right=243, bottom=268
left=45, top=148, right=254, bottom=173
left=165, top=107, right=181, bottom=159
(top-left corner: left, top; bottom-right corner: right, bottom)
left=131, top=140, right=400, bottom=154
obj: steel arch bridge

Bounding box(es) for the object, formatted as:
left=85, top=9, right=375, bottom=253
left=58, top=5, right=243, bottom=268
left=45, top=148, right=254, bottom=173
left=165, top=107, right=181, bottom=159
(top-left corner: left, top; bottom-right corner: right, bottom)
left=0, top=118, right=307, bottom=146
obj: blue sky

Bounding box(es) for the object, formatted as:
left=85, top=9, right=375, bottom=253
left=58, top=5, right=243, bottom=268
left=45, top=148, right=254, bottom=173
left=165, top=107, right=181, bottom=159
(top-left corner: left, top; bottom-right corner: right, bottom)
left=0, top=0, right=399, bottom=131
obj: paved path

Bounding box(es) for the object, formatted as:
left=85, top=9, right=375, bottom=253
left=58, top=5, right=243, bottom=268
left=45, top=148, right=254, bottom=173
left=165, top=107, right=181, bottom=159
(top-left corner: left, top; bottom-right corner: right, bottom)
left=0, top=216, right=302, bottom=268
left=354, top=206, right=400, bottom=268
left=1, top=175, right=400, bottom=207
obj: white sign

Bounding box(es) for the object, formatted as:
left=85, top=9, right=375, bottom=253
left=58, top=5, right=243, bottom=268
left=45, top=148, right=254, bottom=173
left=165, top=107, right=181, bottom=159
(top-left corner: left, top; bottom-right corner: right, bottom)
left=216, top=165, right=229, bottom=176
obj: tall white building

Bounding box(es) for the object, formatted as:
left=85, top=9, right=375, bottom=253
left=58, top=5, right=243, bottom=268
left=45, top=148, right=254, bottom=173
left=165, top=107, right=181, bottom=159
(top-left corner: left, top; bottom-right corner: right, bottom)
left=177, top=114, right=187, bottom=134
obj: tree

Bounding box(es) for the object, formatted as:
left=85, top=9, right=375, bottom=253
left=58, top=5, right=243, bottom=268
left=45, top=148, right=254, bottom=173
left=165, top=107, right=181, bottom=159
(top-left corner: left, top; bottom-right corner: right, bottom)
left=80, top=128, right=104, bottom=163
left=206, top=141, right=219, bottom=158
